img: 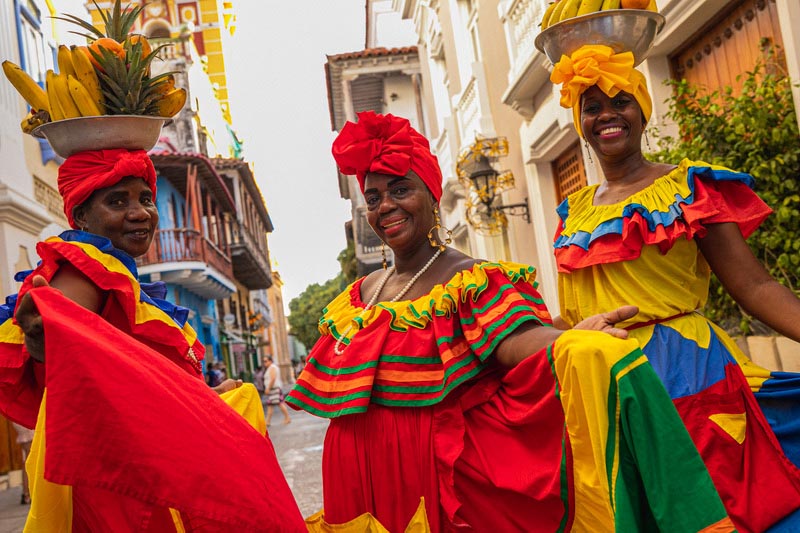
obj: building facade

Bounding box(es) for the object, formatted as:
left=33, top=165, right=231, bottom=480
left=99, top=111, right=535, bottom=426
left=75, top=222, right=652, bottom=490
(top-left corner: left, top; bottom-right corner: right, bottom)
left=393, top=0, right=800, bottom=310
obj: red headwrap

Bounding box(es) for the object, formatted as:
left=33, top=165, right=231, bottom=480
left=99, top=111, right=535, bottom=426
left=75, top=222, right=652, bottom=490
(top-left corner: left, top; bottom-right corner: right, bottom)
left=58, top=149, right=157, bottom=229
left=331, top=111, right=443, bottom=201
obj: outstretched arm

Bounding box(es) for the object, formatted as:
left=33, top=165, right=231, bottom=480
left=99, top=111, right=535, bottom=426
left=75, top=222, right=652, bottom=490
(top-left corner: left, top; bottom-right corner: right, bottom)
left=15, top=266, right=104, bottom=362
left=494, top=305, right=638, bottom=367
left=698, top=222, right=800, bottom=341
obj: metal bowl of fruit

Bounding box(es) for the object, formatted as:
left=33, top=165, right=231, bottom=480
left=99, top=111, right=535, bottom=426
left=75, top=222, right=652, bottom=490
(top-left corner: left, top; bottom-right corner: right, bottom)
left=31, top=115, right=170, bottom=158
left=535, top=9, right=665, bottom=66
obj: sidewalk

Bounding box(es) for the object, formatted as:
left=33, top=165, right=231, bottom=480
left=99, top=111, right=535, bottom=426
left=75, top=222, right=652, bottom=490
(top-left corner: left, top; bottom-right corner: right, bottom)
left=0, top=480, right=27, bottom=533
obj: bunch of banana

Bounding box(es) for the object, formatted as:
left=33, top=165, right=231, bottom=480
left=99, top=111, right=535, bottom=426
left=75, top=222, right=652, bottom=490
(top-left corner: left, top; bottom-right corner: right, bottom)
left=541, top=0, right=657, bottom=29
left=2, top=45, right=106, bottom=129
left=45, top=45, right=106, bottom=121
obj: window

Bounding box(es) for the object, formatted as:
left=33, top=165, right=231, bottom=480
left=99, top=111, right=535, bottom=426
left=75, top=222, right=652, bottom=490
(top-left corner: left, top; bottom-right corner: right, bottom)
left=553, top=142, right=587, bottom=203
left=16, top=0, right=53, bottom=84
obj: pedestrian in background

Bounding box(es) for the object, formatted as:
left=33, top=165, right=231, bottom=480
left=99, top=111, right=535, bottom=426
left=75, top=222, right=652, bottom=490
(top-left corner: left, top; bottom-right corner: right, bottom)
left=263, top=355, right=291, bottom=426
left=11, top=422, right=33, bottom=505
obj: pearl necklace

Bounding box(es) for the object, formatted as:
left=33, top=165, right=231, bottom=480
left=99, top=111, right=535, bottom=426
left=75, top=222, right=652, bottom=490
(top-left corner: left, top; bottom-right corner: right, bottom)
left=333, top=248, right=443, bottom=355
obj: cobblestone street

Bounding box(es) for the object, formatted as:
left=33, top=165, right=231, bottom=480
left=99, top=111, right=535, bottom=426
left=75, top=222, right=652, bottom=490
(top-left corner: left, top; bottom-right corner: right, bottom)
left=0, top=405, right=328, bottom=531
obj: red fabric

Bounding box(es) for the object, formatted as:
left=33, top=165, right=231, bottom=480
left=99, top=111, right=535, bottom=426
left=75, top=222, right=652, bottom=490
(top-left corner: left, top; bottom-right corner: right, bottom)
left=58, top=149, right=157, bottom=228
left=321, top=352, right=569, bottom=532
left=674, top=365, right=800, bottom=533
left=331, top=111, right=443, bottom=201
left=32, top=287, right=305, bottom=532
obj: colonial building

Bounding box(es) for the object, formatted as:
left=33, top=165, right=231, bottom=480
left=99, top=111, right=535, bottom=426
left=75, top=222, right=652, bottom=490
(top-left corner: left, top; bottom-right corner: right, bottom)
left=0, top=0, right=85, bottom=489
left=393, top=0, right=800, bottom=310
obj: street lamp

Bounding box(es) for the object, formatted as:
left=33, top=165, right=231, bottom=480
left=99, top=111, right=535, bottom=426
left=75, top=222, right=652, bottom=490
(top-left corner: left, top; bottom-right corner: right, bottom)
left=457, top=137, right=530, bottom=235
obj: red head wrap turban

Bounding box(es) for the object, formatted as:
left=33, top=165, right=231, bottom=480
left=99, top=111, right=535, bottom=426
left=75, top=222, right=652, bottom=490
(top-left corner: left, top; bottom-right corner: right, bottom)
left=331, top=111, right=443, bottom=202
left=58, top=149, right=157, bottom=229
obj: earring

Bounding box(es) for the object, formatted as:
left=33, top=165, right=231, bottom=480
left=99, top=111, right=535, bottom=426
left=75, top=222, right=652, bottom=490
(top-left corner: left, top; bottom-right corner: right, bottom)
left=644, top=130, right=652, bottom=151
left=381, top=242, right=388, bottom=270
left=427, top=205, right=453, bottom=252
left=583, top=139, right=593, bottom=163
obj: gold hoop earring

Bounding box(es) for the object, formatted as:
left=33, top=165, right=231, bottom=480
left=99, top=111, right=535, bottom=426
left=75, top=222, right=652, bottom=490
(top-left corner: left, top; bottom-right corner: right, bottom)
left=583, top=139, right=593, bottom=163
left=427, top=205, right=453, bottom=252
left=381, top=242, right=388, bottom=270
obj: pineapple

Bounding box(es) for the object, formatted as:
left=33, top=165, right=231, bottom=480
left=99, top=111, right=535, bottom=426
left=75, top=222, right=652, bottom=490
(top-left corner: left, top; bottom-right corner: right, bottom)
left=55, top=0, right=176, bottom=116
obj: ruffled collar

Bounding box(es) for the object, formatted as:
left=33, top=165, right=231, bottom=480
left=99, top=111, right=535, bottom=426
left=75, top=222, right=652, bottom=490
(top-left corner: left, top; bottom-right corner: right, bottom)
left=320, top=262, right=538, bottom=340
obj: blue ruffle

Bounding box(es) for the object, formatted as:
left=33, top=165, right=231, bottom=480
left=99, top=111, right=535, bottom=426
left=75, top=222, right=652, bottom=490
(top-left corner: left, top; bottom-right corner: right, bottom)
left=0, top=231, right=191, bottom=328
left=554, top=164, right=755, bottom=251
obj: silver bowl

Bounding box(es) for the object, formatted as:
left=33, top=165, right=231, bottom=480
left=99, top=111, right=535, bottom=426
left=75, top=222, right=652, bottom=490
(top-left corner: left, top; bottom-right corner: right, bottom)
left=31, top=115, right=170, bottom=158
left=534, top=9, right=665, bottom=66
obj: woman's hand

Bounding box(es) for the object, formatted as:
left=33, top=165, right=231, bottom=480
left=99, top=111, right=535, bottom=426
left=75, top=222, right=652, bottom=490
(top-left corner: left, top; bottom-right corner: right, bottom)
left=573, top=305, right=639, bottom=339
left=213, top=378, right=243, bottom=395
left=15, top=275, right=49, bottom=362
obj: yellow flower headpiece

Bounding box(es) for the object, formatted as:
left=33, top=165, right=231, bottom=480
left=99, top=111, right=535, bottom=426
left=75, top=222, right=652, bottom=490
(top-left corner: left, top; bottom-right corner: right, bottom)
left=550, top=44, right=652, bottom=138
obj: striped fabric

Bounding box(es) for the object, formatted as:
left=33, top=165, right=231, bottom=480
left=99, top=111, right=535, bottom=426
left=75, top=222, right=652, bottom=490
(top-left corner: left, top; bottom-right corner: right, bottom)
left=555, top=160, right=800, bottom=531
left=287, top=262, right=552, bottom=417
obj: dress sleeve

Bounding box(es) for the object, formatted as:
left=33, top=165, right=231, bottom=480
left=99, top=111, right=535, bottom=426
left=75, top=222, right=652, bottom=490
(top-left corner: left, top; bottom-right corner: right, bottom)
left=682, top=164, right=772, bottom=239
left=455, top=263, right=553, bottom=361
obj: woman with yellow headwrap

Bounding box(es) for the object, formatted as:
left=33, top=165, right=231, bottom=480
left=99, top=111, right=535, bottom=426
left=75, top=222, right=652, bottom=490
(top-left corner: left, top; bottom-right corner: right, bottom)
left=552, top=44, right=800, bottom=532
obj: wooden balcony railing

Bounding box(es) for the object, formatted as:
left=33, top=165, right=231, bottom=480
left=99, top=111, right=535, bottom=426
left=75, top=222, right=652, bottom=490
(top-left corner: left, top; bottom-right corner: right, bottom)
left=137, top=228, right=233, bottom=281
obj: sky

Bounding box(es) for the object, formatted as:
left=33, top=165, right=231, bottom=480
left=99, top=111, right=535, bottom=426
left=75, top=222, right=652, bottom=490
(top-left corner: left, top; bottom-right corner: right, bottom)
left=225, top=2, right=368, bottom=313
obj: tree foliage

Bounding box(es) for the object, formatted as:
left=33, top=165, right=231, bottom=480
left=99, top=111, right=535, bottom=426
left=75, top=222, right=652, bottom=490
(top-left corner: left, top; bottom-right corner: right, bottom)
left=287, top=241, right=358, bottom=350
left=650, top=47, right=800, bottom=334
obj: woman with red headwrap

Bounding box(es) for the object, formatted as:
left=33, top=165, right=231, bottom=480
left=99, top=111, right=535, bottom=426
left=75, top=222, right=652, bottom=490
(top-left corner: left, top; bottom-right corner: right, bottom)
left=0, top=148, right=305, bottom=531
left=288, top=111, right=732, bottom=532
left=551, top=44, right=800, bottom=531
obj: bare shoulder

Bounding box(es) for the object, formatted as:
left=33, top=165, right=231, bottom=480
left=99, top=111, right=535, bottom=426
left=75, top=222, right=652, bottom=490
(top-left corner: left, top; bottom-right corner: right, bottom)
left=49, top=262, right=104, bottom=313
left=433, top=248, right=482, bottom=283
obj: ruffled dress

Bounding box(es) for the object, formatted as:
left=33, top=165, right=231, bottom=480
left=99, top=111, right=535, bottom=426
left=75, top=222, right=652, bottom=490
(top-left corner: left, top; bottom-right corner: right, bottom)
left=555, top=159, right=800, bottom=532
left=0, top=231, right=305, bottom=532
left=288, top=261, right=733, bottom=532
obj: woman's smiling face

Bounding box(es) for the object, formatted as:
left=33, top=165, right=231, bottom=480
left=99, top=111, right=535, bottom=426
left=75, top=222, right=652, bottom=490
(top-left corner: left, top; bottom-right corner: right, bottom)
left=580, top=86, right=646, bottom=159
left=363, top=171, right=436, bottom=255
left=73, top=176, right=159, bottom=257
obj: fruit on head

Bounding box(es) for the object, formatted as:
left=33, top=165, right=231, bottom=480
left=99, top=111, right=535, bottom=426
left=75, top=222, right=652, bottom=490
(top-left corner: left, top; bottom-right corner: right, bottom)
left=88, top=37, right=125, bottom=71
left=621, top=0, right=650, bottom=8
left=2, top=60, right=50, bottom=113
left=126, top=34, right=152, bottom=57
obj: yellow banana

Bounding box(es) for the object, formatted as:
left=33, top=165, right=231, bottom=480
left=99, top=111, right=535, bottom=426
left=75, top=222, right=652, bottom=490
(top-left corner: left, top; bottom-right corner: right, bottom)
left=540, top=1, right=559, bottom=29
left=577, top=0, right=604, bottom=15
left=70, top=45, right=105, bottom=114
left=153, top=74, right=176, bottom=96
left=52, top=73, right=81, bottom=119
left=549, top=0, right=568, bottom=25
left=20, top=110, right=46, bottom=134
left=646, top=0, right=658, bottom=11
left=2, top=60, right=50, bottom=113
left=57, top=45, right=77, bottom=79
left=601, top=0, right=621, bottom=9
left=155, top=87, right=187, bottom=117
left=46, top=69, right=64, bottom=121
left=559, top=0, right=582, bottom=20
left=67, top=75, right=103, bottom=117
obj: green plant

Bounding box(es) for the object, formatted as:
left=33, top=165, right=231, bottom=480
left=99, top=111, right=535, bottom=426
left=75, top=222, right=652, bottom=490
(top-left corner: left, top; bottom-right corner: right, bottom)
left=287, top=242, right=358, bottom=349
left=650, top=46, right=800, bottom=335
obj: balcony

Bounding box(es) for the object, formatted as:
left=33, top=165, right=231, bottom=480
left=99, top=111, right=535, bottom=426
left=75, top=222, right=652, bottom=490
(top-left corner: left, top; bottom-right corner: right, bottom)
left=501, top=0, right=552, bottom=119
left=137, top=229, right=236, bottom=299
left=230, top=220, right=272, bottom=290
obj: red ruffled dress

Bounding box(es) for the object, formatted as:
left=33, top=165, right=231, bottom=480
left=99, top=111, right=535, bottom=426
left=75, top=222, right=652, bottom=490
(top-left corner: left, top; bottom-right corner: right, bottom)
left=288, top=261, right=733, bottom=532
left=0, top=231, right=305, bottom=532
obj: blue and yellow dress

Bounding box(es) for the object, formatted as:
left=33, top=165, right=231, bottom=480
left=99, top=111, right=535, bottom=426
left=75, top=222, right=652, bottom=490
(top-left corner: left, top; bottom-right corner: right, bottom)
left=556, top=158, right=800, bottom=532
